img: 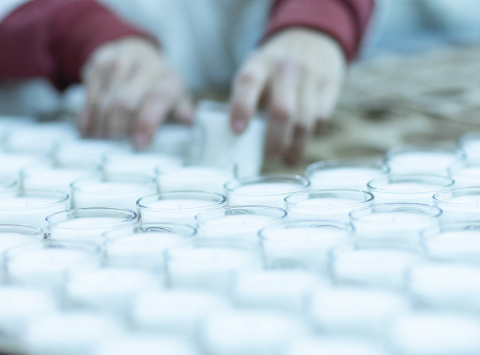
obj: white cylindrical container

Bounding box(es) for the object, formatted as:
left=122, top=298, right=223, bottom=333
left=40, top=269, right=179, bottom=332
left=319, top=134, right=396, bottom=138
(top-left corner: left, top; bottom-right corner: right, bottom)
left=132, top=289, right=230, bottom=336
left=166, top=239, right=262, bottom=292
left=46, top=208, right=137, bottom=243
left=260, top=220, right=352, bottom=273
left=350, top=203, right=442, bottom=250
left=71, top=174, right=157, bottom=210
left=225, top=175, right=310, bottom=208
left=55, top=139, right=131, bottom=166
left=388, top=312, right=480, bottom=355
left=285, top=190, right=374, bottom=222
left=285, top=336, right=388, bottom=355
left=448, top=161, right=480, bottom=187
left=103, top=152, right=183, bottom=177
left=200, top=310, right=307, bottom=355
left=386, top=146, right=463, bottom=175
left=367, top=174, right=454, bottom=204
left=195, top=206, right=287, bottom=241
left=433, top=187, right=480, bottom=222
left=191, top=100, right=266, bottom=178
left=157, top=166, right=234, bottom=194
left=137, top=192, right=226, bottom=225
left=305, top=159, right=388, bottom=190
left=0, top=190, right=70, bottom=228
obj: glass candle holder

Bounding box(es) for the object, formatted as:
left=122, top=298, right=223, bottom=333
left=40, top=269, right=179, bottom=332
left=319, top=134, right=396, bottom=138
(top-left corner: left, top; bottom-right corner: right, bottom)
left=433, top=187, right=480, bottom=222
left=132, top=289, right=229, bottom=336
left=0, top=174, right=19, bottom=198
left=367, top=174, right=454, bottom=204
left=64, top=267, right=162, bottom=316
left=305, top=159, right=388, bottom=190
left=156, top=166, right=234, bottom=194
left=285, top=190, right=374, bottom=222
left=386, top=145, right=463, bottom=175
left=260, top=220, right=352, bottom=273
left=46, top=208, right=137, bottom=243
left=285, top=336, right=387, bottom=355
left=0, top=152, right=43, bottom=178
left=55, top=139, right=131, bottom=166
left=103, top=223, right=196, bottom=270
left=166, top=239, right=262, bottom=292
left=231, top=270, right=323, bottom=314
left=330, top=247, right=420, bottom=290
left=103, top=152, right=183, bottom=177
left=350, top=203, right=442, bottom=250
left=308, top=286, right=410, bottom=339
left=225, top=174, right=310, bottom=208
left=200, top=310, right=307, bottom=355
left=137, top=192, right=226, bottom=225
left=408, top=263, right=480, bottom=315
left=5, top=239, right=101, bottom=291
left=195, top=206, right=287, bottom=241
left=21, top=311, right=125, bottom=355
left=71, top=174, right=157, bottom=210
left=459, top=131, right=480, bottom=161
left=388, top=312, right=480, bottom=355
left=0, top=189, right=70, bottom=228
left=447, top=160, right=480, bottom=188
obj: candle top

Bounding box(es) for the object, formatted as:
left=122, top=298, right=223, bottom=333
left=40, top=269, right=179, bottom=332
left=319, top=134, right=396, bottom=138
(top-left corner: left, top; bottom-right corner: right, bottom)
left=262, top=227, right=350, bottom=245
left=107, top=232, right=188, bottom=252
left=0, top=196, right=63, bottom=209
left=200, top=214, right=277, bottom=234
left=169, top=247, right=259, bottom=269
left=388, top=151, right=458, bottom=173
left=452, top=166, right=480, bottom=180
left=354, top=211, right=436, bottom=224
left=73, top=181, right=154, bottom=194
left=0, top=232, right=39, bottom=253
left=159, top=167, right=233, bottom=181
left=296, top=198, right=363, bottom=208
left=370, top=182, right=447, bottom=193
left=54, top=217, right=130, bottom=229
left=334, top=249, right=418, bottom=271
left=309, top=167, right=383, bottom=182
left=9, top=248, right=93, bottom=268
left=442, top=195, right=480, bottom=205
left=231, top=182, right=304, bottom=195
left=144, top=199, right=220, bottom=211
left=425, top=230, right=480, bottom=252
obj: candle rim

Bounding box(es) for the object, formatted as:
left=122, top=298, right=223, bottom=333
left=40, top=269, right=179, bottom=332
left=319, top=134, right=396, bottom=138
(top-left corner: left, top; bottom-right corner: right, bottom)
left=367, top=174, right=455, bottom=194
left=305, top=159, right=389, bottom=180
left=70, top=173, right=156, bottom=194
left=137, top=191, right=227, bottom=211
left=284, top=189, right=374, bottom=209
left=195, top=205, right=287, bottom=224
left=349, top=202, right=443, bottom=223
left=224, top=174, right=310, bottom=196
left=46, top=207, right=137, bottom=230
left=0, top=189, right=70, bottom=210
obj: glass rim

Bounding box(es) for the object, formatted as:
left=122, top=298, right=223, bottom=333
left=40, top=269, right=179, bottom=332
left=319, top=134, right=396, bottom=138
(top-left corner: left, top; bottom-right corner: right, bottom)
left=419, top=222, right=480, bottom=240
left=284, top=189, right=374, bottom=208
left=46, top=207, right=137, bottom=230
left=70, top=173, right=156, bottom=194
left=433, top=187, right=480, bottom=205
left=195, top=205, right=288, bottom=224
left=224, top=174, right=310, bottom=196
left=154, top=165, right=231, bottom=177
left=0, top=189, right=70, bottom=210
left=367, top=174, right=455, bottom=194
left=103, top=222, right=197, bottom=240
left=305, top=158, right=389, bottom=179
left=0, top=175, right=18, bottom=192
left=0, top=224, right=44, bottom=237
left=349, top=202, right=443, bottom=223
left=166, top=236, right=260, bottom=257
left=136, top=191, right=227, bottom=211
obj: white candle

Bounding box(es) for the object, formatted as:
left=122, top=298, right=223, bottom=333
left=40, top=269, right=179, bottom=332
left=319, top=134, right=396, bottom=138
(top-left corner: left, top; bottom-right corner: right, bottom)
left=132, top=289, right=229, bottom=336
left=0, top=152, right=43, bottom=179
left=332, top=248, right=420, bottom=290
left=71, top=174, right=157, bottom=210
left=196, top=206, right=286, bottom=241
left=55, top=139, right=131, bottom=166
left=0, top=190, right=70, bottom=228
left=433, top=187, right=480, bottom=221
left=285, top=190, right=374, bottom=222
left=367, top=174, right=454, bottom=204
left=231, top=270, right=324, bottom=313
left=308, top=286, right=410, bottom=338
left=408, top=263, right=480, bottom=314
left=305, top=160, right=388, bottom=190
left=260, top=221, right=352, bottom=273
left=157, top=166, right=234, bottom=194
left=65, top=268, right=162, bottom=315
left=21, top=311, right=125, bottom=355
left=138, top=192, right=226, bottom=225
left=388, top=312, right=480, bottom=355
left=286, top=336, right=388, bottom=355
left=448, top=161, right=480, bottom=187
left=93, top=334, right=200, bottom=355
left=201, top=310, right=307, bottom=355
left=350, top=204, right=441, bottom=250
left=422, top=228, right=480, bottom=264
left=167, top=241, right=262, bottom=292
left=47, top=208, right=137, bottom=243
left=225, top=175, right=309, bottom=208
left=104, top=152, right=183, bottom=177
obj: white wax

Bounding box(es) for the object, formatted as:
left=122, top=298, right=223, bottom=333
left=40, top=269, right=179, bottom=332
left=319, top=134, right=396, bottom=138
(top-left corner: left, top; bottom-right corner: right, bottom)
left=333, top=249, right=419, bottom=290
left=168, top=247, right=262, bottom=291
left=232, top=270, right=323, bottom=313
left=56, top=139, right=131, bottom=165
left=389, top=312, right=480, bottom=355
left=66, top=268, right=161, bottom=315
left=434, top=194, right=480, bottom=221
left=369, top=182, right=448, bottom=204
left=228, top=182, right=306, bottom=208
left=7, top=124, right=77, bottom=154
left=286, top=337, right=388, bottom=355
left=21, top=312, right=125, bottom=355
left=22, top=167, right=94, bottom=192
left=132, top=290, right=229, bottom=335
left=287, top=198, right=366, bottom=222
left=409, top=263, right=480, bottom=314
left=451, top=166, right=480, bottom=187
left=308, top=167, right=384, bottom=190
left=104, top=152, right=183, bottom=176
left=424, top=230, right=480, bottom=264
left=0, top=153, right=41, bottom=177
left=309, top=287, right=409, bottom=338
left=388, top=151, right=458, bottom=175
left=201, top=310, right=307, bottom=355
left=158, top=167, right=234, bottom=194
left=0, top=233, right=41, bottom=253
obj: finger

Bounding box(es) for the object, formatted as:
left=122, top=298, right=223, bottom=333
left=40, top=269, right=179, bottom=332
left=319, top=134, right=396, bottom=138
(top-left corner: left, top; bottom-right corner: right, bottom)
left=283, top=124, right=308, bottom=166
left=315, top=74, right=342, bottom=120
left=172, top=96, right=194, bottom=125
left=230, top=55, right=270, bottom=134
left=265, top=60, right=301, bottom=157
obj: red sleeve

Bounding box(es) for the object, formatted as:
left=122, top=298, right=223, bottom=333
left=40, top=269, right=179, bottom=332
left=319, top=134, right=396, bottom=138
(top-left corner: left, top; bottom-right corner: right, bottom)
left=264, top=0, right=375, bottom=61
left=0, top=0, right=157, bottom=90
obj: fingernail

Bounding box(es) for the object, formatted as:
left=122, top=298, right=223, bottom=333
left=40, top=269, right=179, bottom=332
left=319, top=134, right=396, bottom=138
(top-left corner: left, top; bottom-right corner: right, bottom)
left=233, top=119, right=247, bottom=133
left=133, top=132, right=149, bottom=149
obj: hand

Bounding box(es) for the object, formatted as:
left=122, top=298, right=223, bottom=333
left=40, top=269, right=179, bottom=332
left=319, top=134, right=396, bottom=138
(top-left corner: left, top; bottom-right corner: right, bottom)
left=79, top=38, right=193, bottom=149
left=230, top=29, right=347, bottom=165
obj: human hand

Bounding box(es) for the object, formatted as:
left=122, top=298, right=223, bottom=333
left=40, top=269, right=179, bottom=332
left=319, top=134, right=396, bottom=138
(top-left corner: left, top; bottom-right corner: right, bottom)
left=230, top=29, right=347, bottom=165
left=79, top=38, right=193, bottom=149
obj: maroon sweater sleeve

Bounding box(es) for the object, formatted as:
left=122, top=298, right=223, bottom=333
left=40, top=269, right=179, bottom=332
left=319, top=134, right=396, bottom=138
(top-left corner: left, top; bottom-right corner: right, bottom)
left=264, top=0, right=375, bottom=61
left=0, top=0, right=157, bottom=90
